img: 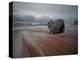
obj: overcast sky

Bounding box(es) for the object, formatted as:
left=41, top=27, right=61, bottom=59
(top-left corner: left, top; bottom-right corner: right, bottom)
left=13, top=2, right=78, bottom=19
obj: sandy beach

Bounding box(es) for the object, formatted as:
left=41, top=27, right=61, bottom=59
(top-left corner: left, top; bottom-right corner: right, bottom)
left=13, top=25, right=78, bottom=58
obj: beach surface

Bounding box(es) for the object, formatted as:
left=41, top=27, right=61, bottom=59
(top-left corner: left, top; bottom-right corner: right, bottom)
left=13, top=25, right=78, bottom=58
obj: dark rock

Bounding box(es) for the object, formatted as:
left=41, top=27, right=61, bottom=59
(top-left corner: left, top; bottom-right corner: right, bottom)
left=74, top=20, right=78, bottom=25
left=48, top=19, right=65, bottom=34
left=53, top=19, right=65, bottom=34
left=48, top=19, right=55, bottom=34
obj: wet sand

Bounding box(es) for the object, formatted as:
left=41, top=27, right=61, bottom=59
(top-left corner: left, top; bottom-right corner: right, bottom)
left=13, top=25, right=78, bottom=58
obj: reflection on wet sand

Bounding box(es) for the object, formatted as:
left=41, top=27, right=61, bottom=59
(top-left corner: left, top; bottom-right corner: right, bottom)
left=13, top=25, right=78, bottom=58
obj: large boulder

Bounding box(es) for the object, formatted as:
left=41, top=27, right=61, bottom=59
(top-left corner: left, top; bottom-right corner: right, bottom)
left=53, top=19, right=65, bottom=34
left=48, top=19, right=55, bottom=34
left=48, top=19, right=65, bottom=34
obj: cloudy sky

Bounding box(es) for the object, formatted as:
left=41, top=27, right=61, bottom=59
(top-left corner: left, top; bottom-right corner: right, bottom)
left=13, top=2, right=78, bottom=19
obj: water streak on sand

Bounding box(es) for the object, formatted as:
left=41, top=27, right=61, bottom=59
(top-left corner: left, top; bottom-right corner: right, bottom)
left=13, top=25, right=78, bottom=57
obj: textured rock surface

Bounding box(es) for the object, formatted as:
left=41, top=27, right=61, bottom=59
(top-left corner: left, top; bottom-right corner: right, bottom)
left=48, top=19, right=55, bottom=34
left=48, top=19, right=65, bottom=34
